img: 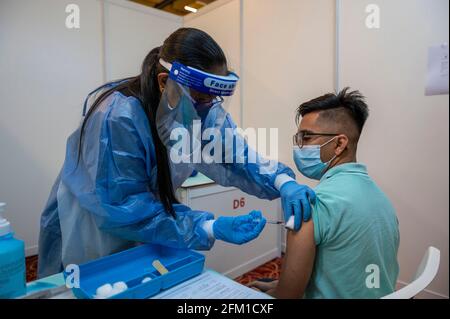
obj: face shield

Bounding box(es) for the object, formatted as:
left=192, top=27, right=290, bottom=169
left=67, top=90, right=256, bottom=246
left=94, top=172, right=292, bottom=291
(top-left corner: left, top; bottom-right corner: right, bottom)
left=156, top=59, right=239, bottom=161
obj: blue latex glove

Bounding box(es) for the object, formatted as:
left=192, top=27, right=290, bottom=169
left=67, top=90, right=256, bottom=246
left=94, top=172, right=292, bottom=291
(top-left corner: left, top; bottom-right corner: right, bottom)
left=213, top=211, right=266, bottom=245
left=280, top=181, right=316, bottom=231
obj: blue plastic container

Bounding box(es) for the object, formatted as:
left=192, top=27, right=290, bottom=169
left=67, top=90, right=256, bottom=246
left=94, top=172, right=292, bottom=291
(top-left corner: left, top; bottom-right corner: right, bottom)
left=0, top=203, right=26, bottom=299
left=65, top=244, right=205, bottom=299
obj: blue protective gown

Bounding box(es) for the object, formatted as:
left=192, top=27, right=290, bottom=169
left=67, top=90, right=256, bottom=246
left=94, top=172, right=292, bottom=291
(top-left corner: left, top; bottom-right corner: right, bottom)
left=38, top=89, right=295, bottom=278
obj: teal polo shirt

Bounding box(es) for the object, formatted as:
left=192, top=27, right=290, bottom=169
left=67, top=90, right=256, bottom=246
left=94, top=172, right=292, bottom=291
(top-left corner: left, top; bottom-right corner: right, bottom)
left=304, top=163, right=400, bottom=299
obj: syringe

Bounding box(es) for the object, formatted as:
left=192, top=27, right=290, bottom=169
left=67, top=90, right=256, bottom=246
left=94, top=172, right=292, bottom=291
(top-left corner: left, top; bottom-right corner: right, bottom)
left=265, top=216, right=295, bottom=230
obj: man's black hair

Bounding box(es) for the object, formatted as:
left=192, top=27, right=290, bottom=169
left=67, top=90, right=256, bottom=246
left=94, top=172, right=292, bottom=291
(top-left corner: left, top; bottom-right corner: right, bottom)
left=296, top=87, right=369, bottom=135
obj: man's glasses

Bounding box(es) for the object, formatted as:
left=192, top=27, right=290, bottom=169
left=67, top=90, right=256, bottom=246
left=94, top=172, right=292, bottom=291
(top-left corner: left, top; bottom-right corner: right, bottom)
left=293, top=131, right=339, bottom=148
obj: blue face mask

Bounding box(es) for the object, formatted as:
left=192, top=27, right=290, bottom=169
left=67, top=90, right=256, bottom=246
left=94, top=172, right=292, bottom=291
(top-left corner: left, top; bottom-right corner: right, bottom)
left=194, top=103, right=211, bottom=122
left=293, top=137, right=338, bottom=180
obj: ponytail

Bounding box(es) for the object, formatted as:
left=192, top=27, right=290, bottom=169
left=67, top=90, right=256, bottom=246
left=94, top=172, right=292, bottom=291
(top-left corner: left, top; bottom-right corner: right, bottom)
left=137, top=47, right=179, bottom=217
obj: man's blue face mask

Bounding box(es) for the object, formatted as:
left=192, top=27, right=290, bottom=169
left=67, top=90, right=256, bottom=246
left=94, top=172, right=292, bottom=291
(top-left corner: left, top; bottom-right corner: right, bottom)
left=293, top=137, right=338, bottom=180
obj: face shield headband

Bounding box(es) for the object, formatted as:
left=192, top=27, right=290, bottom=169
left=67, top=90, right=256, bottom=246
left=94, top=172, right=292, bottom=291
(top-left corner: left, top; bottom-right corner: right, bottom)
left=159, top=59, right=240, bottom=97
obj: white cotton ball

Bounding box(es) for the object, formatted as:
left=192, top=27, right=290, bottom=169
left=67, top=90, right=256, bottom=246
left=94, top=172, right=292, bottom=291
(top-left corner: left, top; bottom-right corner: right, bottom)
left=109, top=287, right=123, bottom=297
left=94, top=282, right=128, bottom=299
left=141, top=277, right=152, bottom=284
left=107, top=282, right=128, bottom=297
left=95, top=283, right=113, bottom=298
left=113, top=281, right=128, bottom=292
left=285, top=216, right=295, bottom=230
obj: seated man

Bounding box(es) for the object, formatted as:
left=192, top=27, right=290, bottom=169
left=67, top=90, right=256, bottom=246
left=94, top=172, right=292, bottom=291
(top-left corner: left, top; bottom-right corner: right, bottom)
left=250, top=88, right=400, bottom=299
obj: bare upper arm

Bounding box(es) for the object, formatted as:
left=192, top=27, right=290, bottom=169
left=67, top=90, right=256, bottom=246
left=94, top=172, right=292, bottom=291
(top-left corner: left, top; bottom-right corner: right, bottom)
left=272, top=220, right=316, bottom=299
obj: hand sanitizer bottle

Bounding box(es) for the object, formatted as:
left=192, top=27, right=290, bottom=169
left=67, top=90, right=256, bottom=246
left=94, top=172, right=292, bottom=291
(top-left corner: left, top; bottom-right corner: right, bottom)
left=0, top=203, right=26, bottom=298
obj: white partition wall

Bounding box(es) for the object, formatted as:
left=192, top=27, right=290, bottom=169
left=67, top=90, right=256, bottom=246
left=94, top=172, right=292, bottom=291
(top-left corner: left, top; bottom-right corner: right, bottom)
left=338, top=0, right=449, bottom=298
left=242, top=0, right=336, bottom=183
left=104, top=0, right=182, bottom=80
left=0, top=0, right=104, bottom=256
left=241, top=0, right=336, bottom=252
left=186, top=0, right=337, bottom=171
left=0, top=0, right=182, bottom=256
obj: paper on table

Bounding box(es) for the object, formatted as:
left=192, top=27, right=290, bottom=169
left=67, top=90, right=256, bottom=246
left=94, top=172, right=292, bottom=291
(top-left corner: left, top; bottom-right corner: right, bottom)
left=151, top=270, right=273, bottom=299
left=29, top=270, right=272, bottom=299
left=425, top=43, right=449, bottom=96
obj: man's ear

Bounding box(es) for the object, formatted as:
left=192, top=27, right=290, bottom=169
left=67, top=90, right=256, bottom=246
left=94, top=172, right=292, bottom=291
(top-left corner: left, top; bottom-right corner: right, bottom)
left=157, top=73, right=169, bottom=93
left=335, top=135, right=349, bottom=156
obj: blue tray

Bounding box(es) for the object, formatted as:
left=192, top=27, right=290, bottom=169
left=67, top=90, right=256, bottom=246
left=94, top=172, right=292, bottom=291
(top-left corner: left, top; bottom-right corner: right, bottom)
left=65, top=244, right=205, bottom=299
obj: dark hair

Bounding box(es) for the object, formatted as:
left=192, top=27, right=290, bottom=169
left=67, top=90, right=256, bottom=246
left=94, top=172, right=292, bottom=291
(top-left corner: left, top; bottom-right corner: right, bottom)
left=78, top=28, right=227, bottom=217
left=296, top=87, right=369, bottom=135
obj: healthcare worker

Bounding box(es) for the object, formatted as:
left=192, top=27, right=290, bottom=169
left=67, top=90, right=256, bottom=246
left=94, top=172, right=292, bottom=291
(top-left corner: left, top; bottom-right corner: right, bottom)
left=38, top=28, right=316, bottom=278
